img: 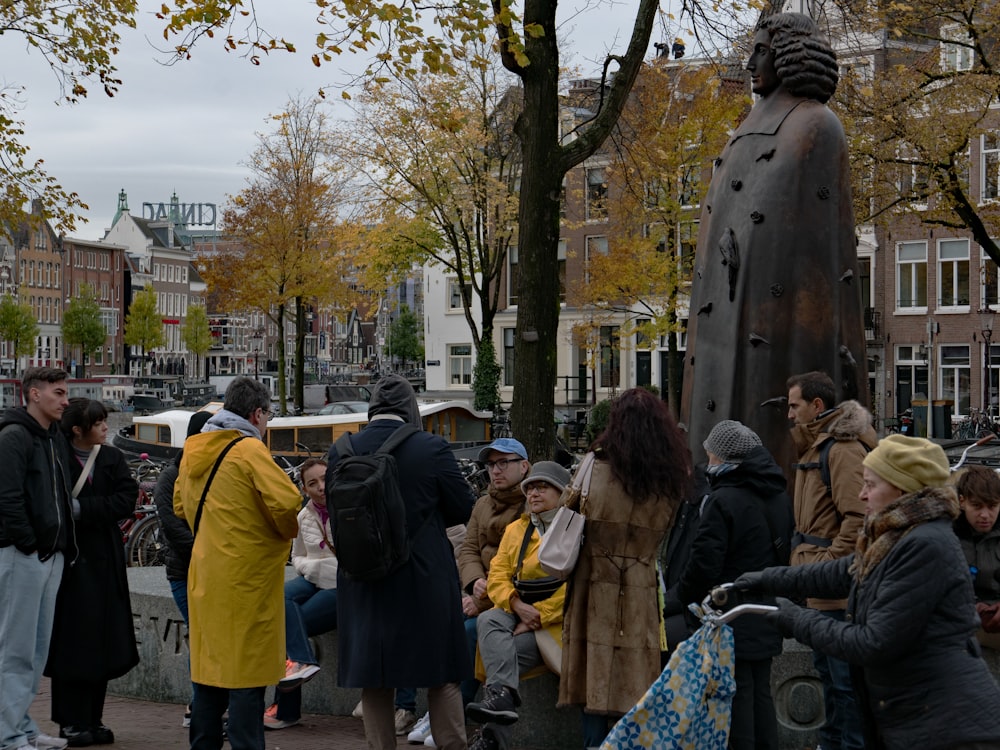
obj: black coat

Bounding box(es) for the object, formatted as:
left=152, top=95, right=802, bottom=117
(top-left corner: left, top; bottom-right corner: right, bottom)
left=761, top=513, right=1000, bottom=749
left=664, top=446, right=793, bottom=660
left=45, top=442, right=140, bottom=681
left=327, top=418, right=475, bottom=687
left=0, top=407, right=75, bottom=559
left=153, top=458, right=192, bottom=582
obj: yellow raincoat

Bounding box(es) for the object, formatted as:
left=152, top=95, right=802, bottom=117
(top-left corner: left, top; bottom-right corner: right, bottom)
left=174, top=429, right=302, bottom=688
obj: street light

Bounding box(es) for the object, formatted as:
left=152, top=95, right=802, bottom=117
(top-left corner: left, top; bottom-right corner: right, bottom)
left=981, top=306, right=996, bottom=414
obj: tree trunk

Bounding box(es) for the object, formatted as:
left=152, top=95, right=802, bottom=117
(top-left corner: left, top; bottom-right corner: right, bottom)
left=509, top=5, right=562, bottom=462
left=294, top=296, right=305, bottom=413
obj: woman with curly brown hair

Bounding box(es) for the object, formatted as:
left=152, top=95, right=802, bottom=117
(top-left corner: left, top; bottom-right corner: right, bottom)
left=558, top=388, right=691, bottom=748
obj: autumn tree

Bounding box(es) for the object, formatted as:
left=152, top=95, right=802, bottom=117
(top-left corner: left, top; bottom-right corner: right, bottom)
left=334, top=46, right=521, bottom=410
left=62, top=283, right=107, bottom=378
left=0, top=1, right=141, bottom=233
left=570, top=60, right=748, bottom=413
left=202, top=96, right=357, bottom=414
left=158, top=0, right=669, bottom=459
left=124, top=286, right=166, bottom=376
left=182, top=303, right=212, bottom=380
left=0, top=295, right=39, bottom=375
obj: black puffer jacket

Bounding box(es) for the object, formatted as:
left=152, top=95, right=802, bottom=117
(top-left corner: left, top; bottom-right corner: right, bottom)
left=664, top=445, right=793, bottom=660
left=759, top=503, right=1000, bottom=750
left=153, top=456, right=192, bottom=582
left=0, top=407, right=75, bottom=560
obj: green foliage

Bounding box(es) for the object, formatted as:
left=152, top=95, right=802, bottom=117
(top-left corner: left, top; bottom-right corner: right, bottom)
left=388, top=305, right=424, bottom=368
left=124, top=286, right=165, bottom=372
left=585, top=398, right=614, bottom=445
left=0, top=295, right=39, bottom=369
left=472, top=337, right=501, bottom=412
left=62, top=284, right=107, bottom=375
left=182, top=304, right=212, bottom=379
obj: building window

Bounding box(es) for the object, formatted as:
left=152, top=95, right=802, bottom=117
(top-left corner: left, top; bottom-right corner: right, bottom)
left=585, top=236, right=609, bottom=283
left=678, top=164, right=700, bottom=208
left=942, top=26, right=974, bottom=72
left=984, top=247, right=999, bottom=308
left=448, top=278, right=470, bottom=311
left=940, top=344, right=971, bottom=416
left=983, top=134, right=1000, bottom=202
left=586, top=167, right=607, bottom=220
left=938, top=238, right=970, bottom=308
left=448, top=344, right=473, bottom=386
left=599, top=325, right=620, bottom=388
left=896, top=241, right=927, bottom=309
left=895, top=345, right=929, bottom=415
left=508, top=247, right=519, bottom=306
left=503, top=327, right=516, bottom=387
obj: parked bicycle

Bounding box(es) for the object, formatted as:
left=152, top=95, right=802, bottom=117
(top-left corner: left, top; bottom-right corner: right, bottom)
left=953, top=407, right=1000, bottom=441
left=119, top=453, right=165, bottom=567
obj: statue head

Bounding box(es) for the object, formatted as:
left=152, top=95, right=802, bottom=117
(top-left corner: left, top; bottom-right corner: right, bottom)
left=755, top=13, right=838, bottom=103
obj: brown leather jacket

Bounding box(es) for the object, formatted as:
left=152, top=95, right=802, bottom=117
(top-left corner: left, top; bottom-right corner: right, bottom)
left=790, top=399, right=876, bottom=610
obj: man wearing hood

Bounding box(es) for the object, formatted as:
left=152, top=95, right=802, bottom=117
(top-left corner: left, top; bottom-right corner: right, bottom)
left=328, top=374, right=475, bottom=750
left=787, top=370, right=876, bottom=750
left=663, top=420, right=793, bottom=750
left=0, top=367, right=74, bottom=750
left=174, top=377, right=302, bottom=750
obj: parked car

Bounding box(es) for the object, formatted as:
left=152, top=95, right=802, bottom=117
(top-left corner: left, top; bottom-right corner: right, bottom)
left=317, top=401, right=370, bottom=416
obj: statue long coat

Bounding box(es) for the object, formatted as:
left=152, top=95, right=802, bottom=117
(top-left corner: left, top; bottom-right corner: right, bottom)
left=681, top=86, right=867, bottom=474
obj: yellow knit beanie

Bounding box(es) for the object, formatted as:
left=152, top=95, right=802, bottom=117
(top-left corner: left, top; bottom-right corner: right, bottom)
left=862, top=434, right=950, bottom=494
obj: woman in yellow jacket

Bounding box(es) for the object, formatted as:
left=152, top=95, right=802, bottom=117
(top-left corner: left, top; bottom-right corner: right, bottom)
left=465, top=461, right=571, bottom=750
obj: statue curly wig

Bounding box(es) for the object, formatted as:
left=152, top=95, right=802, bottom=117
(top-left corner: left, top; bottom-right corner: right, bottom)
left=758, top=13, right=838, bottom=103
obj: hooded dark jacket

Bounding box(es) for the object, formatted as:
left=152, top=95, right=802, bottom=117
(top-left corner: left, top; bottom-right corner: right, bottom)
left=664, top=445, right=793, bottom=659
left=0, top=406, right=75, bottom=560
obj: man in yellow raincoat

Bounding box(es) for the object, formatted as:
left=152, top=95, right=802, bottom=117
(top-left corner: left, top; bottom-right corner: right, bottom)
left=175, top=377, right=301, bottom=750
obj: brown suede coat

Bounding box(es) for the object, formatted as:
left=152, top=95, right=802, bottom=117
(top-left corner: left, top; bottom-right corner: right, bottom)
left=457, top=485, right=525, bottom=613
left=558, top=460, right=677, bottom=715
left=790, top=399, right=876, bottom=609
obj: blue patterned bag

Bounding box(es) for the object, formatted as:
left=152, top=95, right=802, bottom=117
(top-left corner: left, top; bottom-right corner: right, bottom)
left=601, top=621, right=736, bottom=749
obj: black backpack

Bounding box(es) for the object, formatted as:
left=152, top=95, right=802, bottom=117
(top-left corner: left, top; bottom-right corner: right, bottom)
left=327, top=423, right=419, bottom=582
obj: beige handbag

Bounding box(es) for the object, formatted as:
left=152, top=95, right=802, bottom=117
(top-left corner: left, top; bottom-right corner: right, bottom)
left=537, top=452, right=594, bottom=579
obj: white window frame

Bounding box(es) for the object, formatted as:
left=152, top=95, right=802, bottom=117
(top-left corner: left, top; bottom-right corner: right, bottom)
left=941, top=24, right=974, bottom=72
left=585, top=235, right=609, bottom=283
left=447, top=344, right=473, bottom=386
left=896, top=240, right=928, bottom=312
left=937, top=238, right=970, bottom=310
left=940, top=344, right=971, bottom=417
left=585, top=167, right=608, bottom=221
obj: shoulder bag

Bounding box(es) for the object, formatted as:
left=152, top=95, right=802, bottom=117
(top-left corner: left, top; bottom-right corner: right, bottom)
left=511, top=521, right=564, bottom=604
left=72, top=445, right=101, bottom=499
left=537, top=452, right=594, bottom=579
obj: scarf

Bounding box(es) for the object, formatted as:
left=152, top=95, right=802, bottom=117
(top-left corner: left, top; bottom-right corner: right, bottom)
left=203, top=408, right=261, bottom=439
left=850, top=486, right=959, bottom=582
left=311, top=501, right=331, bottom=549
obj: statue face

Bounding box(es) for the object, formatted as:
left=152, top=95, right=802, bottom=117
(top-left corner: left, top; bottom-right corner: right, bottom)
left=747, top=29, right=780, bottom=97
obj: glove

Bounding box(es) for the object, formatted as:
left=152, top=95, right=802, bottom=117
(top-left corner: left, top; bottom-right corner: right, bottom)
left=733, top=570, right=767, bottom=594
left=764, top=597, right=800, bottom=639
left=976, top=602, right=1000, bottom=633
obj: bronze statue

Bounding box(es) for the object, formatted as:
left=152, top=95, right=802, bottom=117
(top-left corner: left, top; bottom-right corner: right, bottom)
left=681, top=13, right=867, bottom=473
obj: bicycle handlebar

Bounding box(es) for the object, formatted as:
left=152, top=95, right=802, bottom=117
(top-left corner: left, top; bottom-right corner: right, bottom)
left=951, top=433, right=996, bottom=472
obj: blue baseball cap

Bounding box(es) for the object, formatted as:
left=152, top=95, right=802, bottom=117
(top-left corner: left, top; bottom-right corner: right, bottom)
left=478, top=437, right=528, bottom=462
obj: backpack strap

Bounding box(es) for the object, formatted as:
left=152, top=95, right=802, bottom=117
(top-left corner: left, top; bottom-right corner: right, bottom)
left=192, top=436, right=247, bottom=537
left=792, top=435, right=838, bottom=494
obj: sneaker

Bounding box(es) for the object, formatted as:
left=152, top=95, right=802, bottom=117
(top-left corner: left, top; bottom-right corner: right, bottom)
left=182, top=704, right=192, bottom=728
left=394, top=709, right=418, bottom=736
left=278, top=659, right=320, bottom=691
left=407, top=712, right=432, bottom=744
left=263, top=703, right=300, bottom=730
left=57, top=726, right=93, bottom=747
left=32, top=735, right=69, bottom=750
left=465, top=684, right=519, bottom=725
left=351, top=700, right=364, bottom=719
left=423, top=735, right=436, bottom=748
left=468, top=727, right=500, bottom=750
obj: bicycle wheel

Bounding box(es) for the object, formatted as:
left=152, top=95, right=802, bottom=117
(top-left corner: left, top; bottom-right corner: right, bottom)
left=125, top=515, right=164, bottom=567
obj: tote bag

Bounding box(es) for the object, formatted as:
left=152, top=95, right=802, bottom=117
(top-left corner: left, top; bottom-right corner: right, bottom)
left=537, top=452, right=594, bottom=579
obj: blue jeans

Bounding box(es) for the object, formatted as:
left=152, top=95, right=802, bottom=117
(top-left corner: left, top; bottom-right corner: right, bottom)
left=191, top=682, right=264, bottom=750
left=812, top=609, right=864, bottom=750
left=170, top=578, right=189, bottom=624
left=275, top=577, right=338, bottom=722
left=461, top=615, right=480, bottom=705
left=0, top=548, right=64, bottom=750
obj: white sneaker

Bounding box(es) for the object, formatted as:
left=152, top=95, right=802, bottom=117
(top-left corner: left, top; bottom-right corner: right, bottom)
left=351, top=699, right=364, bottom=719
left=32, top=735, right=68, bottom=750
left=423, top=734, right=437, bottom=748
left=394, top=708, right=418, bottom=736
left=407, top=712, right=432, bottom=744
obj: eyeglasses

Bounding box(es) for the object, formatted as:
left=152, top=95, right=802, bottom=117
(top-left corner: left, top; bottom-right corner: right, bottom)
left=485, top=457, right=521, bottom=471
left=523, top=481, right=556, bottom=494
left=260, top=408, right=274, bottom=420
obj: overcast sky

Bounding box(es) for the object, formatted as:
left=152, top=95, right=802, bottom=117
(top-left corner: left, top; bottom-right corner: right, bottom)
left=1, top=2, right=685, bottom=241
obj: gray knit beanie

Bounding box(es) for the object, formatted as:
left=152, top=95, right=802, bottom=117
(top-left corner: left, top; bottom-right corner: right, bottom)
left=703, top=420, right=762, bottom=464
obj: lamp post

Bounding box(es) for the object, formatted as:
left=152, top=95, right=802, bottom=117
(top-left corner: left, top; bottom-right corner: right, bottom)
left=981, top=306, right=996, bottom=414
